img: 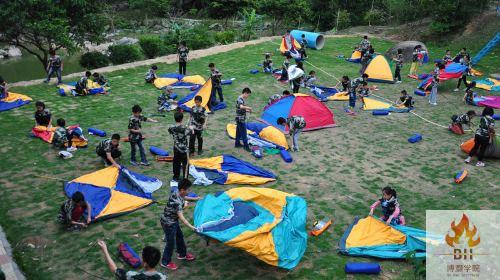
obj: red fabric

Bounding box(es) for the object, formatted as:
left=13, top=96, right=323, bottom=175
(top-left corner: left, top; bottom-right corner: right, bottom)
left=71, top=205, right=86, bottom=222
left=449, top=123, right=465, bottom=135
left=460, top=138, right=475, bottom=153
left=289, top=95, right=335, bottom=132
left=438, top=71, right=462, bottom=81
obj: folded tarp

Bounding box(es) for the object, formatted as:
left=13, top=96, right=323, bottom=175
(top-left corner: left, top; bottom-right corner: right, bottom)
left=0, top=92, right=32, bottom=112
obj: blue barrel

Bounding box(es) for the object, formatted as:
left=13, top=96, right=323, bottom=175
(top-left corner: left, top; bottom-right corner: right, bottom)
left=372, top=110, right=389, bottom=116
left=345, top=262, right=381, bottom=274
left=280, top=149, right=293, bottom=163
left=414, top=89, right=427, bottom=96
left=290, top=30, right=325, bottom=50
left=149, top=146, right=169, bottom=156
left=88, top=127, right=106, bottom=137
left=408, top=134, right=423, bottom=143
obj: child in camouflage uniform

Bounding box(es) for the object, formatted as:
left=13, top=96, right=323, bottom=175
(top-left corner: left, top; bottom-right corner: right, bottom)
left=128, top=105, right=157, bottom=166
left=168, top=111, right=193, bottom=181
left=189, top=96, right=208, bottom=155
left=277, top=116, right=306, bottom=152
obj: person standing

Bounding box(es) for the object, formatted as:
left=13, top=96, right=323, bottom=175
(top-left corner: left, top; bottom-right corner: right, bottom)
left=428, top=73, right=439, bottom=106
left=465, top=107, right=495, bottom=167
left=208, top=63, right=223, bottom=107
left=393, top=49, right=403, bottom=83
left=178, top=41, right=189, bottom=75
left=44, top=49, right=63, bottom=84
left=235, top=88, right=252, bottom=152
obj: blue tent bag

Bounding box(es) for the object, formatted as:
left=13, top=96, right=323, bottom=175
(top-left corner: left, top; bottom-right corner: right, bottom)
left=118, top=243, right=142, bottom=268
left=492, top=114, right=500, bottom=120
left=414, top=89, right=427, bottom=96
left=345, top=262, right=381, bottom=274
left=280, top=149, right=293, bottom=163
left=250, top=69, right=259, bottom=74
left=372, top=110, right=389, bottom=116
left=408, top=134, right=423, bottom=143
left=88, top=127, right=106, bottom=137
left=150, top=146, right=169, bottom=156
left=221, top=79, right=233, bottom=85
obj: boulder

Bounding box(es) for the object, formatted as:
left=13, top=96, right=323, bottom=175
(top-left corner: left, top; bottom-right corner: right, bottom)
left=114, top=37, right=139, bottom=45
left=385, top=41, right=428, bottom=62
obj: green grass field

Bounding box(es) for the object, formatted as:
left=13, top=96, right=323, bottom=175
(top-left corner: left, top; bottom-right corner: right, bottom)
left=1, top=35, right=499, bottom=279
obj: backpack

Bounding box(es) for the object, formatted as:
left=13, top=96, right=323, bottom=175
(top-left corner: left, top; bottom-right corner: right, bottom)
left=118, top=243, right=142, bottom=268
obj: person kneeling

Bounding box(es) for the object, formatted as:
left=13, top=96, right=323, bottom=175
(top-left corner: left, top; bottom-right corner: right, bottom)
left=57, top=191, right=91, bottom=231
left=450, top=110, right=476, bottom=135
left=96, top=134, right=121, bottom=168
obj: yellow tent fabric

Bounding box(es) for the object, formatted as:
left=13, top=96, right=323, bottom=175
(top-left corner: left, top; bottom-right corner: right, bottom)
left=2, top=92, right=32, bottom=102
left=364, top=55, right=394, bottom=82
left=475, top=78, right=500, bottom=91
left=350, top=50, right=362, bottom=60
left=182, top=78, right=213, bottom=112
left=97, top=189, right=153, bottom=219
left=190, top=155, right=224, bottom=170
left=72, top=167, right=120, bottom=188
left=226, top=173, right=276, bottom=185
left=153, top=77, right=178, bottom=89
left=226, top=124, right=254, bottom=138
left=280, top=37, right=302, bottom=53
left=362, top=97, right=392, bottom=110
left=327, top=91, right=349, bottom=101
left=345, top=216, right=406, bottom=248
left=226, top=124, right=288, bottom=149
left=182, top=75, right=206, bottom=85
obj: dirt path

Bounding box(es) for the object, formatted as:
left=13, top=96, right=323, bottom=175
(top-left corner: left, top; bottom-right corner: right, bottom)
left=10, top=34, right=355, bottom=88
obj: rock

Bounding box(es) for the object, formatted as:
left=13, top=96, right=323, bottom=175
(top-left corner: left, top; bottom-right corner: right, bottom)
left=385, top=41, right=428, bottom=62
left=114, top=37, right=139, bottom=45
left=209, top=23, right=222, bottom=31
left=7, top=46, right=22, bottom=57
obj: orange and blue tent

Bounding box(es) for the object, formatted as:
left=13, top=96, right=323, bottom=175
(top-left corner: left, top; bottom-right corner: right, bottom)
left=64, top=167, right=162, bottom=222
left=364, top=55, right=395, bottom=83
left=194, top=187, right=307, bottom=269
left=226, top=122, right=288, bottom=149
left=0, top=92, right=32, bottom=112
left=31, top=125, right=88, bottom=147
left=339, top=216, right=438, bottom=259
left=346, top=50, right=362, bottom=63
left=280, top=35, right=302, bottom=54
left=260, top=94, right=336, bottom=132
left=154, top=73, right=206, bottom=89
left=189, top=155, right=276, bottom=185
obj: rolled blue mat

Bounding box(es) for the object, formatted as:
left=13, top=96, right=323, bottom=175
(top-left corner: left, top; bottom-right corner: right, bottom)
left=250, top=69, right=259, bottom=74
left=414, top=89, right=427, bottom=96
left=280, top=149, right=293, bottom=163
left=372, top=110, right=389, bottom=115
left=221, top=79, right=233, bottom=85
left=88, top=127, right=106, bottom=137
left=149, top=146, right=169, bottom=156
left=58, top=89, right=66, bottom=96
left=408, top=133, right=423, bottom=143
left=345, top=262, right=381, bottom=274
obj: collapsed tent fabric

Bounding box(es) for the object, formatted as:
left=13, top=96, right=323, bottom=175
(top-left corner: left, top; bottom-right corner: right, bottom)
left=189, top=155, right=276, bottom=185
left=31, top=125, right=88, bottom=147
left=438, top=63, right=467, bottom=81
left=226, top=123, right=289, bottom=149
left=475, top=78, right=500, bottom=91
left=64, top=166, right=161, bottom=221
left=57, top=81, right=106, bottom=96
left=473, top=96, right=500, bottom=109
left=364, top=56, right=395, bottom=83
left=460, top=136, right=500, bottom=159
left=178, top=79, right=226, bottom=112
left=280, top=36, right=302, bottom=54
left=260, top=94, right=336, bottom=132
left=194, top=187, right=307, bottom=269
left=339, top=216, right=436, bottom=259
left=346, top=50, right=362, bottom=63
left=153, top=74, right=206, bottom=89
left=0, top=92, right=32, bottom=112
left=362, top=97, right=411, bottom=112
left=310, top=86, right=342, bottom=100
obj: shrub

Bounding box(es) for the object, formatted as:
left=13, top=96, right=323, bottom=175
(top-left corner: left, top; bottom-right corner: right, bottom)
left=108, top=44, right=142, bottom=64
left=139, top=35, right=166, bottom=59
left=214, top=30, right=236, bottom=45
left=184, top=25, right=215, bottom=50
left=336, top=10, right=351, bottom=30
left=79, top=52, right=109, bottom=69
left=364, top=9, right=386, bottom=25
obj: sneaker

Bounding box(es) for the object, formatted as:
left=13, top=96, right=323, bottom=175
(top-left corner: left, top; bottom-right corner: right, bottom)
left=66, top=147, right=77, bottom=152
left=476, top=161, right=485, bottom=167
left=130, top=161, right=138, bottom=166
left=453, top=88, right=459, bottom=92
left=177, top=253, right=195, bottom=261
left=464, top=156, right=471, bottom=163
left=430, top=103, right=437, bottom=106
left=140, top=161, right=150, bottom=166
left=161, top=262, right=178, bottom=270
left=396, top=81, right=402, bottom=84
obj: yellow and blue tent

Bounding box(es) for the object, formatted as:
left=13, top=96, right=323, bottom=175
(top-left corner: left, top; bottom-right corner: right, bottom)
left=57, top=80, right=106, bottom=96
left=226, top=122, right=289, bottom=149
left=364, top=55, right=395, bottom=83
left=346, top=50, right=362, bottom=63
left=153, top=73, right=206, bottom=89
left=189, top=155, right=276, bottom=185
left=64, top=167, right=162, bottom=222
left=194, top=187, right=307, bottom=269
left=339, top=216, right=437, bottom=259
left=0, top=92, right=32, bottom=112
left=178, top=78, right=226, bottom=112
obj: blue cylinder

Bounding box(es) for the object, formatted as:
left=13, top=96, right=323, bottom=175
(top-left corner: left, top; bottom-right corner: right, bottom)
left=345, top=262, right=381, bottom=274
left=88, top=127, right=106, bottom=137
left=250, top=69, right=259, bottom=74
left=372, top=110, right=389, bottom=116
left=149, top=146, right=169, bottom=156
left=280, top=149, right=293, bottom=163
left=290, top=30, right=325, bottom=50
left=492, top=114, right=500, bottom=120
left=414, top=89, right=427, bottom=96
left=408, top=134, right=423, bottom=143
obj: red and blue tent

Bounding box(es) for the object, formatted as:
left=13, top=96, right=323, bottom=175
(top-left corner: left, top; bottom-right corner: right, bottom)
left=260, top=94, right=335, bottom=132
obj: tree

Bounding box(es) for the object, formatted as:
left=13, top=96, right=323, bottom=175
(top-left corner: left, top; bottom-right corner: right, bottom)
left=128, top=0, right=172, bottom=18
left=258, top=0, right=310, bottom=35
left=0, top=0, right=106, bottom=71
left=207, top=0, right=253, bottom=26
left=239, top=9, right=263, bottom=41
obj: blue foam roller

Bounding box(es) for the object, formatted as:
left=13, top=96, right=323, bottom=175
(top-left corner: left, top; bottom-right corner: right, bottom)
left=280, top=149, right=293, bottom=163
left=250, top=69, right=259, bottom=74
left=414, top=89, right=427, bottom=96
left=408, top=133, right=423, bottom=143
left=221, top=79, right=233, bottom=85
left=88, top=127, right=106, bottom=137
left=345, top=263, right=381, bottom=274
left=58, top=89, right=66, bottom=96
left=149, top=146, right=169, bottom=156
left=170, top=93, right=178, bottom=100
left=372, top=110, right=389, bottom=116
left=493, top=114, right=500, bottom=120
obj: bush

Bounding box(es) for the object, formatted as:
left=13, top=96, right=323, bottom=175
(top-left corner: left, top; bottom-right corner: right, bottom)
left=214, top=30, right=236, bottom=44
left=336, top=10, right=351, bottom=30
left=364, top=9, right=386, bottom=25
left=139, top=35, right=166, bottom=59
left=184, top=25, right=215, bottom=50
left=108, top=44, right=142, bottom=64
left=79, top=52, right=109, bottom=69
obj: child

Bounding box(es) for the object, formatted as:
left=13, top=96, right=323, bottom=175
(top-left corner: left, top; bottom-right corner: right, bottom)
left=277, top=116, right=306, bottom=152
left=128, top=105, right=157, bottom=166
left=279, top=54, right=292, bottom=82
left=409, top=45, right=421, bottom=76
left=358, top=81, right=370, bottom=109
left=395, top=90, right=413, bottom=108
left=268, top=90, right=290, bottom=105
left=290, top=74, right=303, bottom=93
left=235, top=88, right=252, bottom=152
left=359, top=35, right=371, bottom=55
left=0, top=76, right=9, bottom=99
left=359, top=47, right=374, bottom=75
left=178, top=41, right=189, bottom=75
left=168, top=111, right=193, bottom=181
left=75, top=71, right=92, bottom=96
left=304, top=71, right=317, bottom=87
left=369, top=187, right=405, bottom=225
left=393, top=48, right=403, bottom=83
left=160, top=179, right=196, bottom=270
left=451, top=110, right=476, bottom=134
left=347, top=74, right=368, bottom=114
left=465, top=107, right=495, bottom=167
left=443, top=50, right=452, bottom=64
left=53, top=118, right=77, bottom=152
left=429, top=73, right=439, bottom=106
left=57, top=191, right=92, bottom=231
left=98, top=240, right=166, bottom=279
left=299, top=34, right=308, bottom=59
left=454, top=55, right=470, bottom=92
left=208, top=63, right=223, bottom=106
left=454, top=47, right=469, bottom=63
left=96, top=134, right=121, bottom=168
left=92, top=72, right=108, bottom=87
left=463, top=82, right=477, bottom=105
left=340, top=75, right=350, bottom=92
left=263, top=53, right=273, bottom=73
left=145, top=65, right=158, bottom=83
left=44, top=49, right=63, bottom=84
left=189, top=96, right=208, bottom=156
left=158, top=86, right=177, bottom=112
left=34, top=101, right=52, bottom=127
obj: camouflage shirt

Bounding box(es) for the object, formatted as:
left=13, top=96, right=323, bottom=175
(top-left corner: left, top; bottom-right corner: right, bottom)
left=235, top=96, right=247, bottom=123
left=168, top=124, right=191, bottom=153
left=53, top=127, right=69, bottom=148
left=395, top=53, right=404, bottom=68
left=96, top=138, right=118, bottom=155
left=115, top=269, right=167, bottom=280
left=190, top=105, right=207, bottom=131
left=359, top=39, right=370, bottom=51
left=34, top=109, right=52, bottom=126
left=178, top=46, right=189, bottom=63
left=210, top=68, right=222, bottom=87
left=287, top=116, right=306, bottom=134
left=476, top=116, right=494, bottom=138
left=268, top=94, right=282, bottom=105
left=128, top=115, right=148, bottom=142
left=160, top=190, right=185, bottom=227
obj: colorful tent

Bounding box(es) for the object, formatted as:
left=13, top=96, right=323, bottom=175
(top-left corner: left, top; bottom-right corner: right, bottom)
left=189, top=155, right=276, bottom=185
left=438, top=63, right=467, bottom=81
left=260, top=94, right=336, bottom=132
left=64, top=166, right=162, bottom=222
left=194, top=187, right=307, bottom=269
left=280, top=35, right=302, bottom=54
left=226, top=122, right=289, bottom=149
left=362, top=97, right=411, bottom=112
left=346, top=50, right=362, bottom=63
left=339, top=216, right=437, bottom=259
left=31, top=125, right=88, bottom=147
left=57, top=81, right=106, bottom=96
left=473, top=96, right=500, bottom=109
left=0, top=92, right=32, bottom=112
left=178, top=78, right=226, bottom=113
left=153, top=74, right=206, bottom=89
left=461, top=136, right=500, bottom=158
left=364, top=55, right=395, bottom=83
left=475, top=78, right=500, bottom=91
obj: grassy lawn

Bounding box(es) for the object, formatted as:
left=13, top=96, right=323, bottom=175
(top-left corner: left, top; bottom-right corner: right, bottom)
left=1, top=35, right=499, bottom=280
